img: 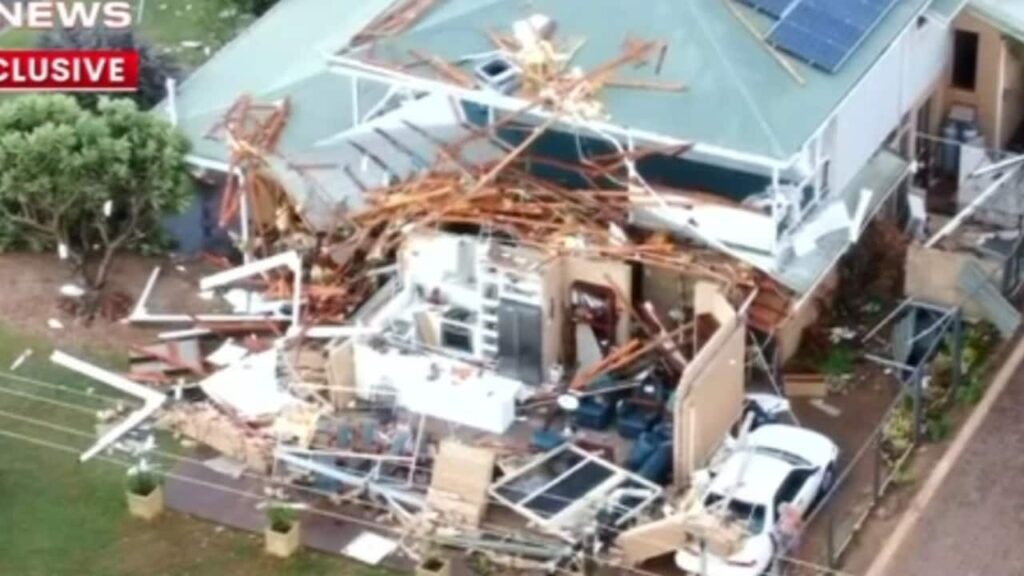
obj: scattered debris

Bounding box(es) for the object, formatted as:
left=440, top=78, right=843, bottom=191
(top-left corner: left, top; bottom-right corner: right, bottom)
left=60, top=284, right=86, bottom=298
left=9, top=349, right=32, bottom=371
left=341, top=532, right=399, bottom=566
left=809, top=398, right=843, bottom=418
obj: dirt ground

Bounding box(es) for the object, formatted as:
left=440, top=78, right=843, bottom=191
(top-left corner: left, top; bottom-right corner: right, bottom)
left=0, top=252, right=216, bottom=353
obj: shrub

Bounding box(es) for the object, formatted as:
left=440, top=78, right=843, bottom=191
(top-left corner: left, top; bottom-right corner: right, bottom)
left=821, top=345, right=855, bottom=377
left=126, top=468, right=161, bottom=496
left=267, top=505, right=299, bottom=533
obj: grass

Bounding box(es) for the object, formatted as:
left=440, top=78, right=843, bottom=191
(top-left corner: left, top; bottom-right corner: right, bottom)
left=0, top=324, right=395, bottom=576
left=136, top=0, right=254, bottom=68
left=0, top=0, right=252, bottom=68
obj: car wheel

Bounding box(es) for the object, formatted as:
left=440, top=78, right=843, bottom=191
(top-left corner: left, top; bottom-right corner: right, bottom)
left=820, top=463, right=836, bottom=498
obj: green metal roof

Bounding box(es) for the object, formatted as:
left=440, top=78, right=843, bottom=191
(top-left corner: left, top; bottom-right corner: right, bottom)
left=969, top=0, right=1024, bottom=43
left=163, top=0, right=395, bottom=163
left=359, top=0, right=933, bottom=161
left=170, top=0, right=934, bottom=165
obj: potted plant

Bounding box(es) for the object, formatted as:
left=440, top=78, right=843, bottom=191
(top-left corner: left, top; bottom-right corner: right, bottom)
left=264, top=504, right=302, bottom=558
left=125, top=466, right=164, bottom=521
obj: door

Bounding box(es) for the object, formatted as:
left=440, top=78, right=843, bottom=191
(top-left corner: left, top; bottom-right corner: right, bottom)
left=497, top=300, right=543, bottom=384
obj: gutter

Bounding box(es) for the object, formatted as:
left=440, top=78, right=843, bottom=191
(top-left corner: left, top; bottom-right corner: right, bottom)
left=324, top=53, right=791, bottom=174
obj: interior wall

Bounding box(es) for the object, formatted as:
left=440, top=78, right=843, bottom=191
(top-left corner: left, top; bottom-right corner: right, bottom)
left=563, top=256, right=633, bottom=346
left=325, top=339, right=356, bottom=409
left=543, top=256, right=566, bottom=375
left=673, top=282, right=745, bottom=485
left=641, top=266, right=693, bottom=329
left=1001, top=42, right=1024, bottom=146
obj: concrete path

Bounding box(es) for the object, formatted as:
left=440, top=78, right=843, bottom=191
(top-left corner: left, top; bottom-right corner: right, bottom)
left=864, top=337, right=1024, bottom=576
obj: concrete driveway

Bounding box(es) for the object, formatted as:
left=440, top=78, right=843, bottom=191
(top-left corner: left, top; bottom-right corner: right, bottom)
left=868, top=339, right=1024, bottom=576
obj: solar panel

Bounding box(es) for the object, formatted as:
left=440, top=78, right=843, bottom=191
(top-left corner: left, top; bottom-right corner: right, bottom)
left=736, top=0, right=795, bottom=19
left=767, top=0, right=900, bottom=73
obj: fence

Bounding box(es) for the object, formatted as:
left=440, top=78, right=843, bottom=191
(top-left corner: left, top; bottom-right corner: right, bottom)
left=783, top=386, right=917, bottom=574
left=772, top=304, right=965, bottom=574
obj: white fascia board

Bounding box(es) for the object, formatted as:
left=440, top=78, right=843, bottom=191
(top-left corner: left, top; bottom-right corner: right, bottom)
left=50, top=351, right=166, bottom=462
left=324, top=54, right=789, bottom=173
left=184, top=154, right=238, bottom=175
left=199, top=251, right=302, bottom=291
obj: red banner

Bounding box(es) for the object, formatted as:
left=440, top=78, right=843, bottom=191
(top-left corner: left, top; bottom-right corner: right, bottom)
left=0, top=50, right=139, bottom=92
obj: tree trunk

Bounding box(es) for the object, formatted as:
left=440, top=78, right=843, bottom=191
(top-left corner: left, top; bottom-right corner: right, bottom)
left=91, top=244, right=119, bottom=291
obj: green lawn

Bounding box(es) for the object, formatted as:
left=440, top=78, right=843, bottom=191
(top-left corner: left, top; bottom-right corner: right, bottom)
left=136, top=0, right=255, bottom=68
left=0, top=325, right=395, bottom=576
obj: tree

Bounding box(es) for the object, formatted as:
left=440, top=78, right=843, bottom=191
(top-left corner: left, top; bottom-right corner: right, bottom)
left=0, top=95, right=191, bottom=299
left=37, top=27, right=182, bottom=111
left=233, top=0, right=279, bottom=17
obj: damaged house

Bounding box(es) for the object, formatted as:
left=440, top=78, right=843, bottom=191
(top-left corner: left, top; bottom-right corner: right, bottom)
left=51, top=0, right=1018, bottom=572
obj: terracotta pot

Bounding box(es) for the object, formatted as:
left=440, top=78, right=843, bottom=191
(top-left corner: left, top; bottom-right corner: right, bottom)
left=264, top=522, right=301, bottom=558
left=126, top=485, right=164, bottom=521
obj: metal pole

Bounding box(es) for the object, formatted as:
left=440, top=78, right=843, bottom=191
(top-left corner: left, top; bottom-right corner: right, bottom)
left=873, top=432, right=883, bottom=500
left=912, top=371, right=923, bottom=446
left=407, top=412, right=426, bottom=486
left=952, top=313, right=963, bottom=392
left=827, top=513, right=837, bottom=569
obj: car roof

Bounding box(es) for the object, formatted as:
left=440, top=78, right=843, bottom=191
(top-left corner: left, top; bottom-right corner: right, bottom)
left=748, top=424, right=836, bottom=468
left=707, top=449, right=794, bottom=506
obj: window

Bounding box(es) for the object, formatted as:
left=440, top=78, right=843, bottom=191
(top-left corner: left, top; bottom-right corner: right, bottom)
left=952, top=30, right=980, bottom=91
left=773, top=468, right=815, bottom=515
left=704, top=493, right=768, bottom=534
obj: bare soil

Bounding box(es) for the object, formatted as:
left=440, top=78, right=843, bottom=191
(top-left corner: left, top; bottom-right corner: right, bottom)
left=0, top=252, right=212, bottom=353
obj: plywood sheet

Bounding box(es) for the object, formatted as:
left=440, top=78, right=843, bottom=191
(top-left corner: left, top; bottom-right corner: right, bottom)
left=427, top=441, right=496, bottom=527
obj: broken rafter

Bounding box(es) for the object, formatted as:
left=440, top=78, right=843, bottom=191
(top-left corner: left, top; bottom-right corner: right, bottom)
left=408, top=49, right=476, bottom=88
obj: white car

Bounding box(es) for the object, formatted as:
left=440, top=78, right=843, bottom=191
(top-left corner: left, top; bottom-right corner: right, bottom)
left=674, top=425, right=839, bottom=576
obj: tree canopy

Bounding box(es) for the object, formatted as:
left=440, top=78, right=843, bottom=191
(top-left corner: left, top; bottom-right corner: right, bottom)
left=0, top=95, right=192, bottom=290
left=235, top=0, right=279, bottom=16
left=38, top=27, right=182, bottom=110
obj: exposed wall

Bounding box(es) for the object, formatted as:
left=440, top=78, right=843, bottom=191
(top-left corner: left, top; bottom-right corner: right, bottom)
left=562, top=256, right=633, bottom=346
left=542, top=255, right=566, bottom=374
left=944, top=12, right=1012, bottom=147
left=672, top=282, right=745, bottom=485
left=1001, top=42, right=1024, bottom=145
left=905, top=243, right=1001, bottom=319
left=325, top=339, right=356, bottom=409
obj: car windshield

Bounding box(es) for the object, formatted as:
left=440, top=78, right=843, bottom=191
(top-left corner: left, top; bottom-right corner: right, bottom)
left=703, top=493, right=767, bottom=535
left=753, top=446, right=810, bottom=467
